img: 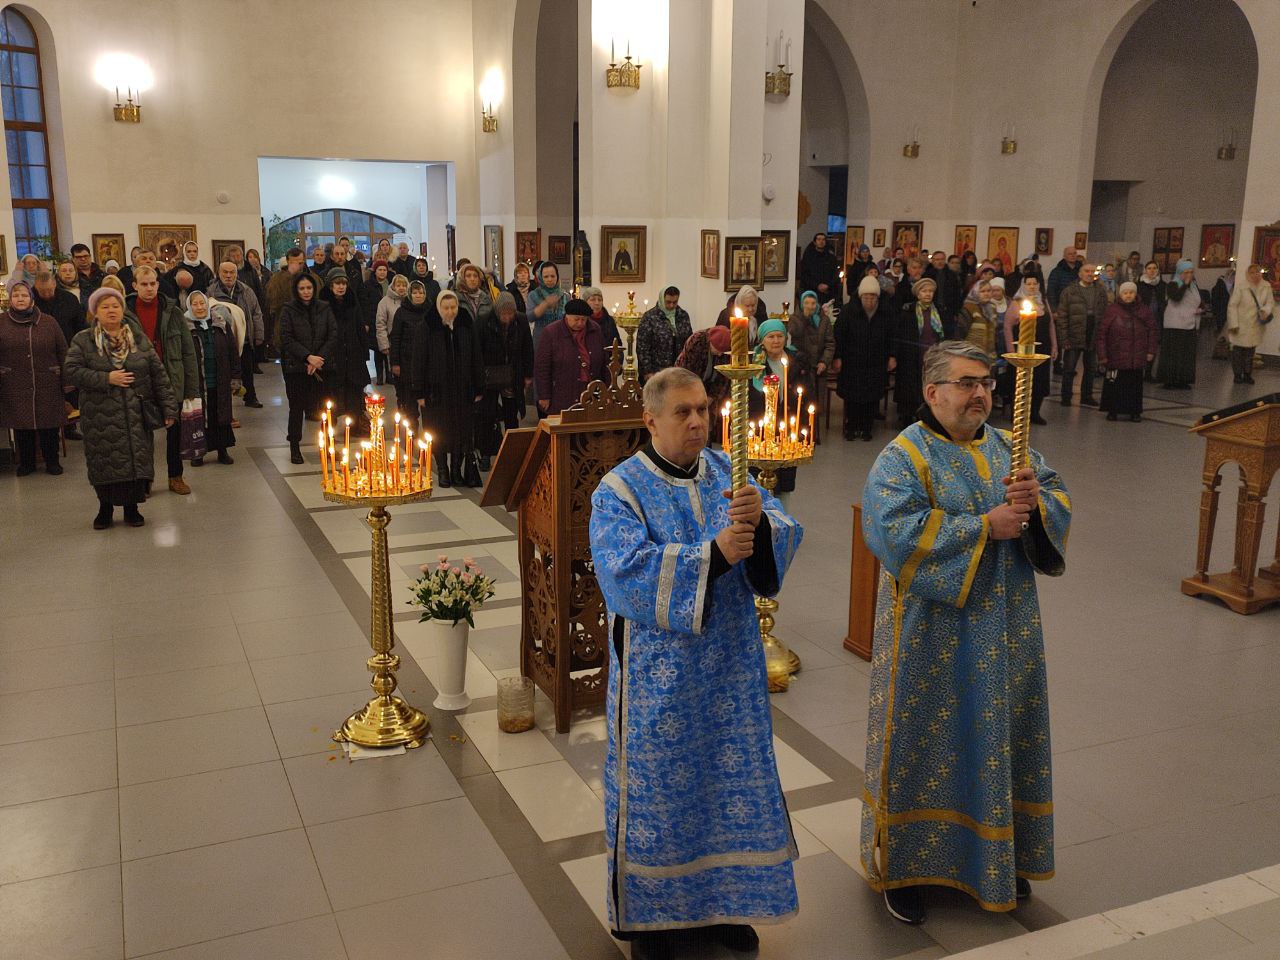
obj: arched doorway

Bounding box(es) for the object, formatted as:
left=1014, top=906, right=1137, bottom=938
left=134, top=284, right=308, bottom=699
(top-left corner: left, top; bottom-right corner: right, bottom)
left=798, top=1, right=871, bottom=257
left=1089, top=0, right=1258, bottom=270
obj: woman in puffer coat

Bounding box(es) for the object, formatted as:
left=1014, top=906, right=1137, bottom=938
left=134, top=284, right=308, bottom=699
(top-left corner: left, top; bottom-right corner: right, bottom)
left=64, top=287, right=177, bottom=529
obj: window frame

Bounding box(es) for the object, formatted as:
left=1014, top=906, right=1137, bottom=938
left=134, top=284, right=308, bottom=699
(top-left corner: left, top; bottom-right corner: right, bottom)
left=0, top=7, right=58, bottom=256
left=280, top=208, right=405, bottom=260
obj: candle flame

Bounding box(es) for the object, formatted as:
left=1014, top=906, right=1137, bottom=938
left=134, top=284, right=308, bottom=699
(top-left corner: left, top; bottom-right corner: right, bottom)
left=734, top=308, right=742, bottom=319
left=1020, top=299, right=1034, bottom=314
left=345, top=416, right=352, bottom=425
left=808, top=403, right=816, bottom=414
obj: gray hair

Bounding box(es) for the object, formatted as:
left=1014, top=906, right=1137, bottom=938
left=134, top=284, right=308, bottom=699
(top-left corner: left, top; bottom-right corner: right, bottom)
left=734, top=285, right=758, bottom=309
left=923, top=341, right=993, bottom=386
left=643, top=366, right=704, bottom=415
left=494, top=291, right=517, bottom=313
left=581, top=286, right=603, bottom=300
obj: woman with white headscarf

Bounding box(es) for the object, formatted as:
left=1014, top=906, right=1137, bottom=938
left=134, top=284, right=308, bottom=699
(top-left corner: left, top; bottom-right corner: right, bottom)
left=1156, top=259, right=1201, bottom=389
left=1004, top=270, right=1057, bottom=425
left=1225, top=263, right=1275, bottom=385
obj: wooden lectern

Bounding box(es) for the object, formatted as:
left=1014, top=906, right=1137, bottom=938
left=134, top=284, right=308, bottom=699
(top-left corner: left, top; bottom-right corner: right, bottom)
left=1181, top=394, right=1280, bottom=615
left=481, top=354, right=646, bottom=732
left=842, top=504, right=877, bottom=661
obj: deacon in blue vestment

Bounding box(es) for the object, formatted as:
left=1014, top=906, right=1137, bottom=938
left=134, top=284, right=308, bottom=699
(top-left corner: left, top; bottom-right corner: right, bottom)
left=859, top=341, right=1071, bottom=926
left=590, top=367, right=803, bottom=959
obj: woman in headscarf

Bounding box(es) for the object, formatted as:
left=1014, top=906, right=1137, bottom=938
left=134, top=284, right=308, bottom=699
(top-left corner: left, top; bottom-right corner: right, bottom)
left=526, top=261, right=565, bottom=348
left=987, top=276, right=1014, bottom=414
left=363, top=259, right=392, bottom=385
left=1225, top=263, right=1275, bottom=385
left=1004, top=271, right=1057, bottom=424
left=476, top=291, right=534, bottom=470
left=506, top=261, right=533, bottom=315
left=375, top=272, right=409, bottom=388
left=714, top=285, right=770, bottom=344
left=749, top=317, right=800, bottom=492
left=1096, top=281, right=1157, bottom=422
left=418, top=289, right=484, bottom=488
left=390, top=279, right=431, bottom=420
left=675, top=325, right=732, bottom=422
left=0, top=280, right=68, bottom=475
left=835, top=276, right=894, bottom=441
left=183, top=291, right=238, bottom=464
left=957, top=278, right=999, bottom=360
left=891, top=276, right=945, bottom=423
left=411, top=256, right=442, bottom=304
left=786, top=290, right=835, bottom=441
left=8, top=253, right=43, bottom=288
left=1157, top=259, right=1201, bottom=389
left=582, top=286, right=620, bottom=351
left=880, top=258, right=905, bottom=299
left=959, top=250, right=980, bottom=292
left=278, top=272, right=335, bottom=463
left=320, top=268, right=370, bottom=428
left=455, top=262, right=494, bottom=324
left=64, top=287, right=177, bottom=528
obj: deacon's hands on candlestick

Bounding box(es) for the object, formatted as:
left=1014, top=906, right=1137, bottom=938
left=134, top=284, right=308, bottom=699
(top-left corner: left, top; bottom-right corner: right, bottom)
left=1003, top=467, right=1040, bottom=508
left=716, top=521, right=756, bottom=564
left=722, top=485, right=762, bottom=528
left=988, top=501, right=1032, bottom=540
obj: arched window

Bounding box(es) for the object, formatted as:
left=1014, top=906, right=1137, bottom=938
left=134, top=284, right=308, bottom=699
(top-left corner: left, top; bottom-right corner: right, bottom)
left=272, top=209, right=405, bottom=259
left=0, top=7, right=57, bottom=256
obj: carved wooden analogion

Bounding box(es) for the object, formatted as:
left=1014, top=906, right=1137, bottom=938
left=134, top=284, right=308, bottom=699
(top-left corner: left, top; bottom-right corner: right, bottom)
left=483, top=349, right=646, bottom=732
left=1181, top=394, right=1280, bottom=615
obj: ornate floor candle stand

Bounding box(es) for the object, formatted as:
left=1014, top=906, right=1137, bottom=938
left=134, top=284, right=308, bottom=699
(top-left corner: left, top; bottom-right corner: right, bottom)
left=613, top=291, right=643, bottom=380
left=320, top=394, right=435, bottom=749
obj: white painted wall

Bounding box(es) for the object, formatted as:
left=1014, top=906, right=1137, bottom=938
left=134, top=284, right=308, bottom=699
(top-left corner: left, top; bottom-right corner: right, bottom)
left=256, top=158, right=433, bottom=248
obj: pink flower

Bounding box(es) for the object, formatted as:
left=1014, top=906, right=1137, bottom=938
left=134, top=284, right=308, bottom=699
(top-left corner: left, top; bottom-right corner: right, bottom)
left=438, top=553, right=449, bottom=563
left=419, top=564, right=431, bottom=573
left=450, top=566, right=462, bottom=576
left=462, top=572, right=473, bottom=584
left=463, top=557, right=476, bottom=568
left=438, top=560, right=449, bottom=570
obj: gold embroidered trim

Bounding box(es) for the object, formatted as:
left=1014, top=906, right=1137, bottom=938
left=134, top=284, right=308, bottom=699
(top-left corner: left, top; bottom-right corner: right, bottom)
left=956, top=514, right=990, bottom=608
left=894, top=434, right=935, bottom=506
left=624, top=844, right=796, bottom=878
left=1013, top=799, right=1054, bottom=816
left=655, top=544, right=680, bottom=631
left=861, top=789, right=1014, bottom=841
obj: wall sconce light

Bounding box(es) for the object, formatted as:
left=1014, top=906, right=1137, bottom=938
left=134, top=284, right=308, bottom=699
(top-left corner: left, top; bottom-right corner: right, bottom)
left=93, top=52, right=153, bottom=124
left=1217, top=127, right=1237, bottom=160
left=764, top=31, right=792, bottom=97
left=481, top=104, right=497, bottom=133
left=478, top=68, right=503, bottom=134
left=1000, top=122, right=1017, bottom=154
left=606, top=39, right=641, bottom=90
left=902, top=125, right=920, bottom=158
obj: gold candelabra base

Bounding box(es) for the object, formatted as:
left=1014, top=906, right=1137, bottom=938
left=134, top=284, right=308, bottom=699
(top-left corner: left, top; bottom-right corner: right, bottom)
left=325, top=490, right=433, bottom=749
left=748, top=456, right=812, bottom=691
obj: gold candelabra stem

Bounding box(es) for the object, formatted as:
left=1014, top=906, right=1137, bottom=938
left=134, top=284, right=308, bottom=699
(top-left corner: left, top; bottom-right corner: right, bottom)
left=751, top=465, right=800, bottom=691
left=1001, top=347, right=1050, bottom=480
left=332, top=502, right=431, bottom=749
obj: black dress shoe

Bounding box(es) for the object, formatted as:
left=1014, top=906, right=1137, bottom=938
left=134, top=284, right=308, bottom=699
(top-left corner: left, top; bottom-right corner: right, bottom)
left=1016, top=877, right=1032, bottom=900
left=289, top=443, right=304, bottom=464
left=862, top=430, right=874, bottom=441
left=711, top=923, right=759, bottom=952
left=124, top=509, right=145, bottom=528
left=191, top=456, right=204, bottom=466
left=93, top=511, right=113, bottom=530
left=217, top=451, right=234, bottom=465
left=1246, top=376, right=1256, bottom=384
left=885, top=886, right=927, bottom=925
left=245, top=399, right=264, bottom=409
left=15, top=464, right=35, bottom=477
left=630, top=932, right=675, bottom=960
left=46, top=462, right=63, bottom=475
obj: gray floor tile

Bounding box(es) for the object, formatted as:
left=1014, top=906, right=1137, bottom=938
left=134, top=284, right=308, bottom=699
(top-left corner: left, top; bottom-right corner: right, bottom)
left=1084, top=917, right=1248, bottom=959
left=0, top=640, right=114, bottom=695
left=0, top=728, right=117, bottom=807
left=119, top=760, right=300, bottom=861
left=337, top=873, right=569, bottom=960
left=137, top=915, right=346, bottom=960
left=109, top=595, right=233, bottom=638
left=0, top=788, right=120, bottom=884
left=307, top=797, right=511, bottom=910
left=771, top=664, right=871, bottom=730
left=0, top=679, right=116, bottom=746
left=251, top=648, right=373, bottom=704
left=237, top=610, right=368, bottom=661
left=265, top=689, right=373, bottom=757
left=284, top=741, right=462, bottom=825
left=117, top=706, right=279, bottom=786
left=227, top=584, right=347, bottom=625
left=112, top=625, right=246, bottom=680
left=0, top=864, right=123, bottom=960
left=121, top=829, right=330, bottom=958
left=115, top=661, right=262, bottom=727
left=0, top=607, right=110, bottom=653
left=1219, top=896, right=1280, bottom=943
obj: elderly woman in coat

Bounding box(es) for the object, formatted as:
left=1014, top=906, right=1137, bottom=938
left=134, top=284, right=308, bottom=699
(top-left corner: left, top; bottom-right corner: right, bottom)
left=786, top=290, right=835, bottom=440
left=476, top=291, right=533, bottom=470
left=1226, top=263, right=1275, bottom=385
left=0, top=280, right=68, bottom=475
left=185, top=291, right=240, bottom=464
left=417, top=290, right=485, bottom=488
left=64, top=287, right=177, bottom=529
left=1096, top=281, right=1157, bottom=422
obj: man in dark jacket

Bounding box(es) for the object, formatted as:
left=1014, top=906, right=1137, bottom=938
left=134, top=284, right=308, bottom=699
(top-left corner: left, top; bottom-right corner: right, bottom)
left=925, top=250, right=964, bottom=336
left=34, top=269, right=86, bottom=440
left=115, top=246, right=142, bottom=294
left=208, top=261, right=266, bottom=408
left=1047, top=245, right=1082, bottom=313
left=635, top=286, right=693, bottom=382
left=534, top=298, right=606, bottom=415
left=69, top=243, right=105, bottom=293
left=798, top=233, right=839, bottom=303
left=1056, top=261, right=1108, bottom=407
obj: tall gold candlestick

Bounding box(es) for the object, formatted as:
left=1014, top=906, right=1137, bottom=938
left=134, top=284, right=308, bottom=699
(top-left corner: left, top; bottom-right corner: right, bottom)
left=1003, top=298, right=1049, bottom=481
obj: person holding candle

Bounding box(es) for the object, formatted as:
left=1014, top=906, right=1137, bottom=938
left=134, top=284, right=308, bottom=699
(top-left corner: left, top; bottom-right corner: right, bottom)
left=589, top=367, right=805, bottom=956
left=418, top=290, right=484, bottom=488
left=860, top=340, right=1071, bottom=925
left=1004, top=271, right=1056, bottom=425
left=750, top=318, right=800, bottom=492
left=278, top=272, right=335, bottom=463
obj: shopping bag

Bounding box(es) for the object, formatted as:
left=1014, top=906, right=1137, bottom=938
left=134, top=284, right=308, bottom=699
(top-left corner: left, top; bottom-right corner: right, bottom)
left=180, top=397, right=207, bottom=460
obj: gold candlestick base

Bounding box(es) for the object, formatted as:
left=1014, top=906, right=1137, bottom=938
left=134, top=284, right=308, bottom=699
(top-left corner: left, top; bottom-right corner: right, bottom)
left=324, top=488, right=433, bottom=749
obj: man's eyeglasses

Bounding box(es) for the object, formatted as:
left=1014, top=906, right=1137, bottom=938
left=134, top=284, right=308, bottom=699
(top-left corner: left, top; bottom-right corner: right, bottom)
left=936, top=377, right=997, bottom=393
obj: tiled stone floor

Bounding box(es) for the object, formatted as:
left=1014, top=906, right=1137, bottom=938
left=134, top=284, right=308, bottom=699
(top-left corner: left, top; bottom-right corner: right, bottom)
left=1, top=333, right=1278, bottom=958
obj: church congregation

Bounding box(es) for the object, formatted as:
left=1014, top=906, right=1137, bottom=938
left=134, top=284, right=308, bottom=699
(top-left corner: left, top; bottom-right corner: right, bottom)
left=2, top=1, right=1280, bottom=959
